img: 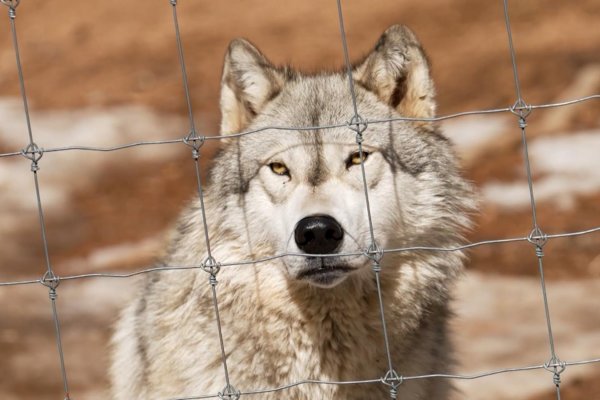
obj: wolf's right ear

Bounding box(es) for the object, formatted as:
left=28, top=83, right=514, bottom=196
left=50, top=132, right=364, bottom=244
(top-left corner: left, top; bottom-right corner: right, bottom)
left=220, top=39, right=287, bottom=134
left=354, top=25, right=436, bottom=120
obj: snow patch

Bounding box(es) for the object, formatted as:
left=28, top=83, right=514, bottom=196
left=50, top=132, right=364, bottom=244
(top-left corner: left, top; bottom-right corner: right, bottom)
left=0, top=98, right=186, bottom=151
left=60, top=235, right=164, bottom=273
left=441, top=115, right=509, bottom=156
left=482, top=129, right=600, bottom=209
left=0, top=99, right=186, bottom=221
left=454, top=272, right=600, bottom=399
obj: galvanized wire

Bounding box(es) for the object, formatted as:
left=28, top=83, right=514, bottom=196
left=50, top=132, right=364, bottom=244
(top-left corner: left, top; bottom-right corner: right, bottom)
left=0, top=0, right=599, bottom=399
left=1, top=95, right=599, bottom=159
left=2, top=225, right=600, bottom=288
left=169, top=0, right=235, bottom=395
left=1, top=1, right=72, bottom=399
left=161, top=357, right=600, bottom=400
left=502, top=0, right=563, bottom=397
left=336, top=1, right=398, bottom=395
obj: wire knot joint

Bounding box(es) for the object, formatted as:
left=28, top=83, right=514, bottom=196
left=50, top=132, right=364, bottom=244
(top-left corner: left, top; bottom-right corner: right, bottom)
left=544, top=357, right=566, bottom=387
left=218, top=384, right=240, bottom=400
left=381, top=369, right=403, bottom=398
left=527, top=227, right=548, bottom=252
left=366, top=242, right=384, bottom=266
left=1, top=0, right=20, bottom=13
left=41, top=270, right=60, bottom=290
left=21, top=142, right=44, bottom=171
left=184, top=132, right=205, bottom=157
left=348, top=114, right=368, bottom=141
left=202, top=256, right=221, bottom=278
left=509, top=99, right=532, bottom=121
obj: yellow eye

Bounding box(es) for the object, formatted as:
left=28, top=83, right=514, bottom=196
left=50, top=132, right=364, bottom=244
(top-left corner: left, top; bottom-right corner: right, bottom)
left=347, top=151, right=370, bottom=168
left=269, top=162, right=289, bottom=176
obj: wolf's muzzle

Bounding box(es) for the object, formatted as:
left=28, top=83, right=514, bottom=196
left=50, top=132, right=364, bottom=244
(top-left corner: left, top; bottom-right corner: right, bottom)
left=294, top=215, right=344, bottom=254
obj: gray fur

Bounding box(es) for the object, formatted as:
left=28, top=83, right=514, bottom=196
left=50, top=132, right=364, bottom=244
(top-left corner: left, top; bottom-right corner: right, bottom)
left=111, top=25, right=476, bottom=399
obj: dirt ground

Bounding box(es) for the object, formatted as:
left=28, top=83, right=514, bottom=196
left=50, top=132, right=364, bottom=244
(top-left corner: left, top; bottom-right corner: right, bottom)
left=0, top=0, right=599, bottom=399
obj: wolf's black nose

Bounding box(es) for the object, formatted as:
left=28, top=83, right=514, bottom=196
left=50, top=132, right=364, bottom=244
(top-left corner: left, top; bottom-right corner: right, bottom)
left=294, top=215, right=344, bottom=254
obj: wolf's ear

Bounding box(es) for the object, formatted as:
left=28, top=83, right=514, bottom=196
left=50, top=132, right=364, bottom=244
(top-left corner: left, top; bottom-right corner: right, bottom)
left=220, top=39, right=286, bottom=134
left=354, top=25, right=436, bottom=120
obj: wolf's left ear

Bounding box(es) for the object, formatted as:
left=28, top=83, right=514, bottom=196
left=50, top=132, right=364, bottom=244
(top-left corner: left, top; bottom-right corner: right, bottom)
left=354, top=25, right=436, bottom=120
left=220, top=39, right=287, bottom=134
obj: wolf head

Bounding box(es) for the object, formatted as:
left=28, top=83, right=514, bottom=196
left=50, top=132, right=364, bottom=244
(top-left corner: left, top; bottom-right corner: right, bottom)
left=209, top=25, right=473, bottom=288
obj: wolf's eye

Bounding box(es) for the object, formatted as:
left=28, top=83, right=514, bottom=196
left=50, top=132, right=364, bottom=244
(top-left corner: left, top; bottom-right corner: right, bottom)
left=346, top=151, right=370, bottom=168
left=269, top=162, right=290, bottom=176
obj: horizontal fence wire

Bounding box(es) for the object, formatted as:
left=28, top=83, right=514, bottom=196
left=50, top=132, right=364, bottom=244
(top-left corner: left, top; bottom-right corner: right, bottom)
left=2, top=226, right=600, bottom=288
left=1, top=95, right=599, bottom=159
left=162, top=358, right=600, bottom=400
left=1, top=0, right=599, bottom=399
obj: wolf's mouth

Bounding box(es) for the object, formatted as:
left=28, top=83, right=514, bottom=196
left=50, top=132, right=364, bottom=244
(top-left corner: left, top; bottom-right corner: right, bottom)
left=296, top=265, right=355, bottom=287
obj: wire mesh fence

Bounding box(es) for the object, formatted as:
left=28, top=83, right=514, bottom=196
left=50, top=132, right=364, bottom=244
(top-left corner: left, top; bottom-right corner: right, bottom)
left=0, top=0, right=599, bottom=399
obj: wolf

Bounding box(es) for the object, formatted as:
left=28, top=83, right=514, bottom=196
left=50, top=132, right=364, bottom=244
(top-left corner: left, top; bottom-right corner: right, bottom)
left=110, top=25, right=475, bottom=400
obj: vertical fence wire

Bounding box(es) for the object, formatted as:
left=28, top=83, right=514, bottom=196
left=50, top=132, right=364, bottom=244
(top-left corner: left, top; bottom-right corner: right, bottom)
left=2, top=1, right=72, bottom=399
left=335, top=1, right=400, bottom=397
left=0, top=0, right=599, bottom=399
left=501, top=0, right=563, bottom=397
left=169, top=1, right=237, bottom=397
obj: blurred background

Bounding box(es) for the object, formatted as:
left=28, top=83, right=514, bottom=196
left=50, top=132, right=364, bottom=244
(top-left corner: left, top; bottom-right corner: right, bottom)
left=0, top=0, right=599, bottom=398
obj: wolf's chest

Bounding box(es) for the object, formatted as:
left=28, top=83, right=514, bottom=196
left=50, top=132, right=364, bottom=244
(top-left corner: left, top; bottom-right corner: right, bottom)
left=221, top=301, right=389, bottom=384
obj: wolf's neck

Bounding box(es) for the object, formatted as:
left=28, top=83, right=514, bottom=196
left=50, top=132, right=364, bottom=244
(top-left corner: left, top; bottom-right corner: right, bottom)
left=224, top=268, right=418, bottom=383
left=244, top=267, right=387, bottom=333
